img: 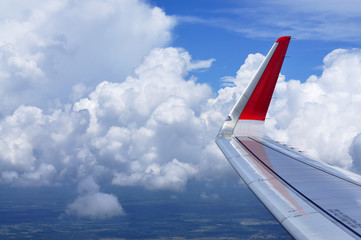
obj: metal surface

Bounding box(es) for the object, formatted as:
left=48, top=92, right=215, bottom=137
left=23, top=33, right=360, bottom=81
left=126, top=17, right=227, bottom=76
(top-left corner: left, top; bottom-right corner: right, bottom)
left=217, top=42, right=278, bottom=137
left=216, top=136, right=358, bottom=239
left=216, top=36, right=361, bottom=239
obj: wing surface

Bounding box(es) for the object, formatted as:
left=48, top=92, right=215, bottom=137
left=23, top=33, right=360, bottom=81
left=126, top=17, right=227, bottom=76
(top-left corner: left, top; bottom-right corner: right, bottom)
left=216, top=36, right=361, bottom=239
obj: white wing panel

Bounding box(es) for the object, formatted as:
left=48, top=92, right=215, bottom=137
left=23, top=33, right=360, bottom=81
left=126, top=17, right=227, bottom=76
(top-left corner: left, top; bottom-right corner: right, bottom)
left=216, top=136, right=360, bottom=239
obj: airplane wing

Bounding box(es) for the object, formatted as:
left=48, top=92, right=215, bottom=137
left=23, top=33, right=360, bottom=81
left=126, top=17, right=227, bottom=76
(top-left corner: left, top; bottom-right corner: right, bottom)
left=216, top=36, right=361, bottom=239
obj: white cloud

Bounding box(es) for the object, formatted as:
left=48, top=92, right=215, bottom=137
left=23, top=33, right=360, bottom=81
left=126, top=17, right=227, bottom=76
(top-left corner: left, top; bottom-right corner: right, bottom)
left=0, top=0, right=175, bottom=113
left=0, top=104, right=90, bottom=186
left=200, top=191, right=220, bottom=200
left=202, top=47, right=361, bottom=174
left=349, top=133, right=361, bottom=173
left=73, top=47, right=221, bottom=190
left=112, top=159, right=197, bottom=191
left=266, top=48, right=361, bottom=170
left=271, top=0, right=361, bottom=16
left=256, top=0, right=361, bottom=40
left=183, top=0, right=361, bottom=41
left=2, top=32, right=361, bottom=193
left=66, top=177, right=125, bottom=219
left=0, top=45, right=226, bottom=191
left=2, top=1, right=361, bottom=217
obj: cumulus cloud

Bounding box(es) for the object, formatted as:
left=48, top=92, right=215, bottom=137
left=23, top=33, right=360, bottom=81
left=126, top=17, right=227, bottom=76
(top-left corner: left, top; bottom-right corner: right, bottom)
left=6, top=39, right=361, bottom=194
left=66, top=177, right=125, bottom=219
left=0, top=45, right=228, bottom=191
left=0, top=0, right=227, bottom=192
left=2, top=2, right=361, bottom=218
left=0, top=105, right=89, bottom=186
left=266, top=48, right=361, bottom=170
left=349, top=134, right=361, bottom=173
left=2, top=27, right=361, bottom=196
left=204, top=48, right=361, bottom=174
left=72, top=47, right=223, bottom=190
left=0, top=0, right=175, bottom=113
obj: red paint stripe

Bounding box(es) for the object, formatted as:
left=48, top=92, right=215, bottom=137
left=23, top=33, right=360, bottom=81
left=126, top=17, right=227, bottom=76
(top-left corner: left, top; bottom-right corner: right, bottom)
left=239, top=36, right=291, bottom=121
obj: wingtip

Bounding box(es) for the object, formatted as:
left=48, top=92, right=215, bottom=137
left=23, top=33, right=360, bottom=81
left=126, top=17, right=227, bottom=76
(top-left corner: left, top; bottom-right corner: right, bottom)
left=276, top=36, right=291, bottom=43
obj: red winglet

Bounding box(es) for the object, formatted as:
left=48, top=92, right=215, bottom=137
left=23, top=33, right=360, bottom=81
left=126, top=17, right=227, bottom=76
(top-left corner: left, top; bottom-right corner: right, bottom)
left=239, top=36, right=291, bottom=121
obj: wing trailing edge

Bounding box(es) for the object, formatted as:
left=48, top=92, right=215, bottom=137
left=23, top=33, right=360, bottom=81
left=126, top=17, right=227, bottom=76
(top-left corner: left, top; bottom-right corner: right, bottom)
left=216, top=37, right=361, bottom=239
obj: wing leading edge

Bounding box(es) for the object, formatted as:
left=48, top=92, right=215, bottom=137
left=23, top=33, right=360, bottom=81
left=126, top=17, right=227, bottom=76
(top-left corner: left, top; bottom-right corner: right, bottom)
left=216, top=37, right=361, bottom=239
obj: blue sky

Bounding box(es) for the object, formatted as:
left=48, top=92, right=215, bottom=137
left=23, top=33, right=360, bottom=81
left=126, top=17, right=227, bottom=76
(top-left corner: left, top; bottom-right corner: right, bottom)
left=149, top=0, right=361, bottom=89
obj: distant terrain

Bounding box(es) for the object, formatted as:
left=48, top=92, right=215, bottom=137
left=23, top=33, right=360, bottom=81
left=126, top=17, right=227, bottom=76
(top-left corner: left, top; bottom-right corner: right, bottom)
left=0, top=180, right=292, bottom=239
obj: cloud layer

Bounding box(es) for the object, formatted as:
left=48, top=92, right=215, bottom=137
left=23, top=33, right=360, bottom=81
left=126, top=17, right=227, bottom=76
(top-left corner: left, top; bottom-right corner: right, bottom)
left=0, top=41, right=227, bottom=191
left=248, top=0, right=361, bottom=40
left=3, top=42, right=361, bottom=189
left=266, top=48, right=361, bottom=170
left=181, top=0, right=361, bottom=41
left=2, top=0, right=361, bottom=219
left=0, top=0, right=174, bottom=112
left=215, top=48, right=361, bottom=171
